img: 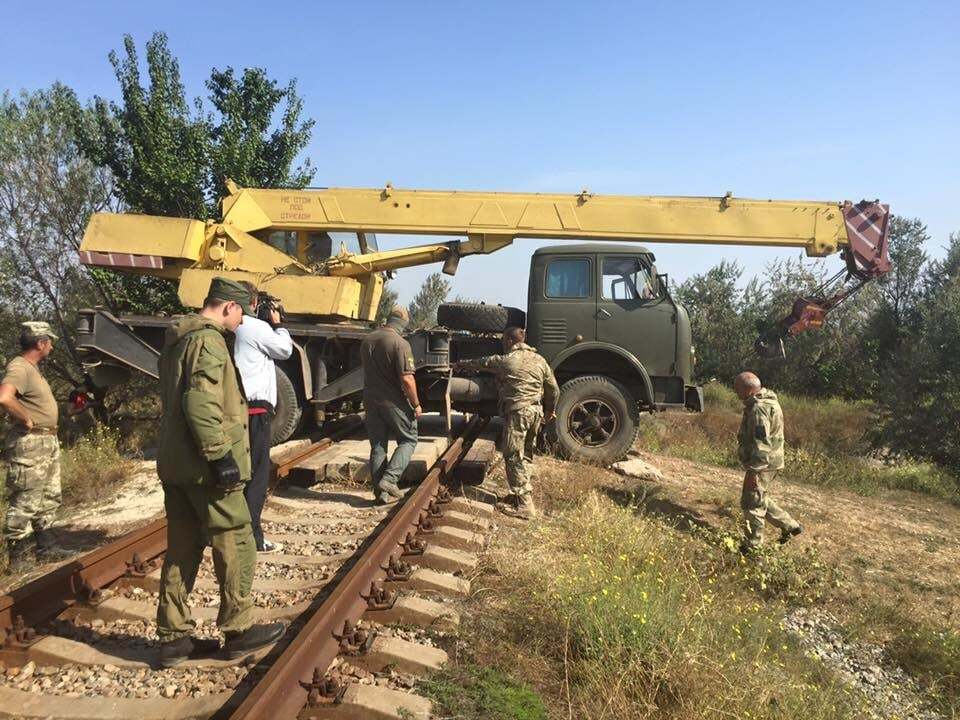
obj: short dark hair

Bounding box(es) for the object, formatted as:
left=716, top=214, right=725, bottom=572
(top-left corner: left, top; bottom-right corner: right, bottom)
left=19, top=331, right=48, bottom=351
left=202, top=296, right=228, bottom=310
left=504, top=326, right=525, bottom=344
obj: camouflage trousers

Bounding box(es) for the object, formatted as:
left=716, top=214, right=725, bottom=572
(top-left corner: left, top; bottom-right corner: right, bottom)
left=740, top=470, right=798, bottom=547
left=502, top=405, right=543, bottom=498
left=3, top=431, right=61, bottom=542
left=156, top=484, right=256, bottom=642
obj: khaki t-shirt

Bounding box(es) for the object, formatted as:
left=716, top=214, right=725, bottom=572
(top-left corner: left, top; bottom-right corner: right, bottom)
left=360, top=327, right=416, bottom=408
left=2, top=356, right=58, bottom=429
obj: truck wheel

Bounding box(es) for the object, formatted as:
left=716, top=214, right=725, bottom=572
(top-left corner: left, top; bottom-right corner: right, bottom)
left=553, top=375, right=639, bottom=464
left=270, top=367, right=302, bottom=445
left=437, top=302, right=526, bottom=333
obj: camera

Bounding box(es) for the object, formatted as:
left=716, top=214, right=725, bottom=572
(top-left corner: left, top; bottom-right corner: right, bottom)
left=256, top=291, right=286, bottom=325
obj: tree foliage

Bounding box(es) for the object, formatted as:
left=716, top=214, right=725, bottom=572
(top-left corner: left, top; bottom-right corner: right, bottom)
left=68, top=31, right=315, bottom=313
left=408, top=273, right=451, bottom=329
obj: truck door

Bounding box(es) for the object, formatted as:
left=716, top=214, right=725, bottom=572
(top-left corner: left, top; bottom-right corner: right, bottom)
left=527, top=254, right=596, bottom=362
left=596, top=254, right=678, bottom=379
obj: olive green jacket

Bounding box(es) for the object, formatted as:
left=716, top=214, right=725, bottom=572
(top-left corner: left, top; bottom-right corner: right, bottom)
left=737, top=388, right=785, bottom=472
left=157, top=315, right=251, bottom=486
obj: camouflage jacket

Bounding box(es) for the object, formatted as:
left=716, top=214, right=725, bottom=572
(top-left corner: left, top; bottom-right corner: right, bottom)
left=462, top=343, right=560, bottom=415
left=157, top=315, right=251, bottom=486
left=737, top=388, right=785, bottom=472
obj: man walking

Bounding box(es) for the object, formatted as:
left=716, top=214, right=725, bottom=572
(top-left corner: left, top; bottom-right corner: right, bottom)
left=360, top=306, right=421, bottom=504
left=0, top=322, right=63, bottom=567
left=235, top=283, right=293, bottom=554
left=155, top=277, right=283, bottom=667
left=456, top=327, right=559, bottom=520
left=734, top=371, right=802, bottom=553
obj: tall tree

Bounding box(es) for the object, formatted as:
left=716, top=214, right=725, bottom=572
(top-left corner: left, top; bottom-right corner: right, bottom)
left=0, top=87, right=116, bottom=385
left=376, top=279, right=400, bottom=324
left=408, top=273, right=451, bottom=329
left=69, top=32, right=316, bottom=312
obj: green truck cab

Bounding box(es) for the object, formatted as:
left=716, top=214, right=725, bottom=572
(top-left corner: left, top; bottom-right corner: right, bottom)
left=446, top=243, right=702, bottom=464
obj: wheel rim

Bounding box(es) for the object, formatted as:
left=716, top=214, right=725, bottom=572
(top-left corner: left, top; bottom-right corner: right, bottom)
left=567, top=398, right=619, bottom=447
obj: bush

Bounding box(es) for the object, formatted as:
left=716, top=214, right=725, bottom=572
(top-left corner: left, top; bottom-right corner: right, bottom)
left=60, top=424, right=138, bottom=505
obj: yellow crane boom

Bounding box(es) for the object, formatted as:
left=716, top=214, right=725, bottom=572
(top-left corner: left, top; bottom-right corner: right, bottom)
left=79, top=182, right=890, bottom=323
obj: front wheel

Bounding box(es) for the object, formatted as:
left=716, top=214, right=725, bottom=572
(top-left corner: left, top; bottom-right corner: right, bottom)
left=552, top=375, right=640, bottom=464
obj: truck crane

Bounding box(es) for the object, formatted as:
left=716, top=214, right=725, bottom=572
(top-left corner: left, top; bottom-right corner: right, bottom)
left=75, top=183, right=890, bottom=464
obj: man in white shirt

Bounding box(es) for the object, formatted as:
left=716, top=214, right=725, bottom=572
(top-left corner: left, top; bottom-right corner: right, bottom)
left=235, top=283, right=294, bottom=554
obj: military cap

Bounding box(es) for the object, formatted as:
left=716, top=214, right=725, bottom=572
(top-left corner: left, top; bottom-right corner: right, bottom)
left=207, top=277, right=253, bottom=315
left=21, top=321, right=58, bottom=340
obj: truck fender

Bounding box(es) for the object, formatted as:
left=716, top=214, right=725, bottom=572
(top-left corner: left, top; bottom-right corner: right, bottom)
left=550, top=342, right=654, bottom=406
left=288, top=339, right=312, bottom=400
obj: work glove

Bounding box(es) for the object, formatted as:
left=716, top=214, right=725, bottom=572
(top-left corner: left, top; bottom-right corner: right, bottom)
left=210, top=454, right=241, bottom=488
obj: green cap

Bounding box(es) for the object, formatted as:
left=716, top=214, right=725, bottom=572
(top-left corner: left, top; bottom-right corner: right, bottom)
left=207, top=277, right=253, bottom=316
left=21, top=321, right=58, bottom=340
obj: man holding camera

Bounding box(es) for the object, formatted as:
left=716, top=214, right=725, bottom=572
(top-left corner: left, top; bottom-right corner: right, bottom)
left=1, top=321, right=63, bottom=568
left=235, top=282, right=293, bottom=554
left=155, top=277, right=283, bottom=667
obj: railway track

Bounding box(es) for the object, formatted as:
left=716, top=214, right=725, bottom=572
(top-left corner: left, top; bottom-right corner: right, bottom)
left=0, top=416, right=495, bottom=720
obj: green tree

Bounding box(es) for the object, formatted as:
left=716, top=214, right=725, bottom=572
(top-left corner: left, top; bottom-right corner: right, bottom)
left=69, top=31, right=315, bottom=312
left=0, top=88, right=116, bottom=385
left=375, top=279, right=400, bottom=324
left=408, top=273, right=451, bottom=329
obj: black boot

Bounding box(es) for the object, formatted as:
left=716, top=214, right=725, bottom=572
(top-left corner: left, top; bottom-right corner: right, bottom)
left=778, top=524, right=803, bottom=545
left=158, top=635, right=222, bottom=668
left=5, top=537, right=37, bottom=570
left=223, top=622, right=285, bottom=659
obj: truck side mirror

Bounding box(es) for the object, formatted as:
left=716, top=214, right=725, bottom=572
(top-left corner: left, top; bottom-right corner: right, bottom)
left=657, top=273, right=669, bottom=296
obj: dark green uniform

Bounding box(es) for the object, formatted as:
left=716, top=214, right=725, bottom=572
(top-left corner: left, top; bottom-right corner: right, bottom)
left=156, top=314, right=255, bottom=642
left=737, top=388, right=798, bottom=548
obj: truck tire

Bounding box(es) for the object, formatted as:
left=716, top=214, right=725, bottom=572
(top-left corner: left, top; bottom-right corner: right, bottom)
left=437, top=302, right=526, bottom=333
left=270, top=367, right=302, bottom=446
left=552, top=375, right=640, bottom=465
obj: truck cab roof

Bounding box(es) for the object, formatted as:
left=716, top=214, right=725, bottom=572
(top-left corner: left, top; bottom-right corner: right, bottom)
left=533, top=243, right=655, bottom=261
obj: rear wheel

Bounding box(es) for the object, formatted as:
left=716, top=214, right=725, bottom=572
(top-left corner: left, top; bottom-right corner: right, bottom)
left=553, top=375, right=639, bottom=464
left=270, top=367, right=302, bottom=445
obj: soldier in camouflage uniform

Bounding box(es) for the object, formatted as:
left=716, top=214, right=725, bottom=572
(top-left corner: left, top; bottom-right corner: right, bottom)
left=734, top=371, right=802, bottom=552
left=456, top=327, right=559, bottom=519
left=0, top=321, right=63, bottom=568
left=155, top=277, right=283, bottom=667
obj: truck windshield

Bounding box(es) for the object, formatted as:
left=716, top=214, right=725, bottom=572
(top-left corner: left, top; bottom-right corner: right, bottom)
left=602, top=256, right=658, bottom=300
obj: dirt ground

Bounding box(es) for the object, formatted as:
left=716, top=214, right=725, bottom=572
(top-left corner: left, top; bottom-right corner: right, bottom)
left=626, top=450, right=960, bottom=635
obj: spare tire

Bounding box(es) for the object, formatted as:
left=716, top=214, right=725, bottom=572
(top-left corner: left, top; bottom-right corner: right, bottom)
left=437, top=303, right=526, bottom=333
left=270, top=366, right=302, bottom=445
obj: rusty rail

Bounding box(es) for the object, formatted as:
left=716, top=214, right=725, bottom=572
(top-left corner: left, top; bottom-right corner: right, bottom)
left=0, top=420, right=360, bottom=647
left=0, top=518, right=167, bottom=643
left=227, top=415, right=486, bottom=720
left=272, top=414, right=364, bottom=480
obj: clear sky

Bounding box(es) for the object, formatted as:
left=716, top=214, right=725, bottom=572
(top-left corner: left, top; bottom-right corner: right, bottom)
left=2, top=1, right=957, bottom=307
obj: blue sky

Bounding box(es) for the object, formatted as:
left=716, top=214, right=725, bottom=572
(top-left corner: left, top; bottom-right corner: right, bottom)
left=2, top=1, right=957, bottom=307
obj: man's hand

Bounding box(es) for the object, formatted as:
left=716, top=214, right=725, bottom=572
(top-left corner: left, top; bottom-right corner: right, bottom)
left=413, top=404, right=423, bottom=419
left=544, top=411, right=556, bottom=423
left=269, top=308, right=282, bottom=326
left=210, top=454, right=241, bottom=488
left=23, top=417, right=34, bottom=431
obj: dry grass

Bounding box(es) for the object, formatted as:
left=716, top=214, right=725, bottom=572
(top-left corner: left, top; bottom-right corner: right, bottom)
left=59, top=424, right=139, bottom=505
left=640, top=382, right=957, bottom=500
left=439, top=461, right=867, bottom=719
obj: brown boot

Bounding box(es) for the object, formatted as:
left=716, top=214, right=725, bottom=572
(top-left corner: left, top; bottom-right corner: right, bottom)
left=499, top=494, right=537, bottom=520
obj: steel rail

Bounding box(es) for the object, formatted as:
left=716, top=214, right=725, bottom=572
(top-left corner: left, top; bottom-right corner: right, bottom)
left=0, top=518, right=167, bottom=641
left=272, top=415, right=363, bottom=480
left=0, top=420, right=360, bottom=646
left=227, top=415, right=485, bottom=720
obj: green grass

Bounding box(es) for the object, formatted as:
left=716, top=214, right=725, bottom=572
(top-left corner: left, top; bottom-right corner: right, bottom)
left=453, top=489, right=866, bottom=719
left=420, top=665, right=548, bottom=720
left=640, top=382, right=958, bottom=501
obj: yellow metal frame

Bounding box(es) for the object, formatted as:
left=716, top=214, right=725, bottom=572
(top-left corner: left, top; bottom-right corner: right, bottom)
left=80, top=182, right=858, bottom=321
